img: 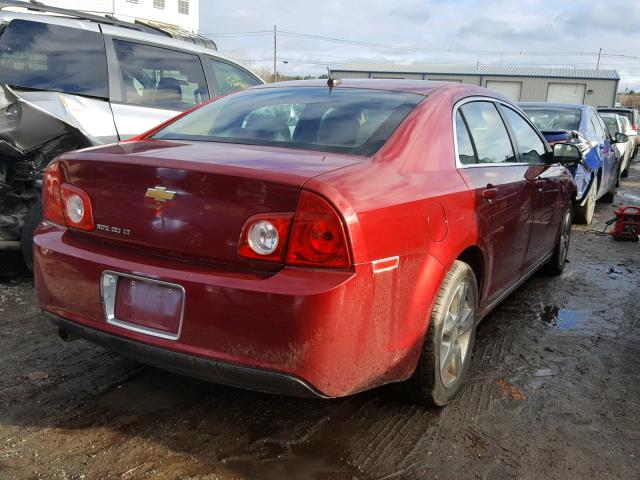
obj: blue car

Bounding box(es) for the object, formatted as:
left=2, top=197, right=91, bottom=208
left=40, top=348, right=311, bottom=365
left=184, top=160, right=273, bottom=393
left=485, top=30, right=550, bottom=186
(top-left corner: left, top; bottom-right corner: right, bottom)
left=519, top=102, right=622, bottom=224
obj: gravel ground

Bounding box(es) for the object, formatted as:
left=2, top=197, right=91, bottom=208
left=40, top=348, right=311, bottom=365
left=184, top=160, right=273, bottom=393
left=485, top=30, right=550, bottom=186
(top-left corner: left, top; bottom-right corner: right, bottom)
left=0, top=161, right=639, bottom=480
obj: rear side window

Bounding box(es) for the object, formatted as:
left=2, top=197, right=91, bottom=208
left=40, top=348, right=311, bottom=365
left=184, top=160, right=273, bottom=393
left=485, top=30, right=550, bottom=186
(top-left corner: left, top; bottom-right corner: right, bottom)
left=209, top=58, right=260, bottom=96
left=455, top=111, right=477, bottom=164
left=0, top=19, right=108, bottom=97
left=501, top=106, right=547, bottom=164
left=153, top=87, right=423, bottom=156
left=590, top=113, right=607, bottom=141
left=459, top=101, right=516, bottom=164
left=114, top=40, right=209, bottom=110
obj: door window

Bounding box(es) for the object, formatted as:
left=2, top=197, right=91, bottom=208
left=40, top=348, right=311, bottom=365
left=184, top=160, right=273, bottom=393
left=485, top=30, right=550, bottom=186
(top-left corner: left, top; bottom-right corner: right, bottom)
left=113, top=39, right=208, bottom=110
left=209, top=58, right=260, bottom=96
left=0, top=19, right=108, bottom=97
left=501, top=106, right=547, bottom=164
left=595, top=114, right=611, bottom=140
left=589, top=112, right=606, bottom=141
left=455, top=111, right=477, bottom=164
left=459, top=101, right=516, bottom=164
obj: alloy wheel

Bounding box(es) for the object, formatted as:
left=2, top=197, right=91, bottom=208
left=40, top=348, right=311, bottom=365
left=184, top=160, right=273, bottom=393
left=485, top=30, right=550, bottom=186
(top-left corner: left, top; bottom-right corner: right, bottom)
left=439, top=281, right=475, bottom=388
left=586, top=180, right=597, bottom=222
left=559, top=210, right=572, bottom=266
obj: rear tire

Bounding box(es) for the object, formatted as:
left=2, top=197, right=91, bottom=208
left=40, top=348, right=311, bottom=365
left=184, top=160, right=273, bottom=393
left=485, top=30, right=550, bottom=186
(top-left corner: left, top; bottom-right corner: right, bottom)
left=573, top=178, right=596, bottom=225
left=405, top=261, right=478, bottom=407
left=21, top=201, right=42, bottom=273
left=544, top=207, right=572, bottom=276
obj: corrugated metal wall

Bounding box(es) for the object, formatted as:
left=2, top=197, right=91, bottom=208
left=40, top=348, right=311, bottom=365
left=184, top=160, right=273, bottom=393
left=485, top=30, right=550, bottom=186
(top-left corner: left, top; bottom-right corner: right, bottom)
left=330, top=70, right=617, bottom=106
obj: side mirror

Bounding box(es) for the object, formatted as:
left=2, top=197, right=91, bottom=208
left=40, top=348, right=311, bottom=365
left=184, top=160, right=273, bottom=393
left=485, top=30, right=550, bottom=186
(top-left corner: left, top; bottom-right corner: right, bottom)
left=615, top=132, right=629, bottom=143
left=553, top=143, right=583, bottom=166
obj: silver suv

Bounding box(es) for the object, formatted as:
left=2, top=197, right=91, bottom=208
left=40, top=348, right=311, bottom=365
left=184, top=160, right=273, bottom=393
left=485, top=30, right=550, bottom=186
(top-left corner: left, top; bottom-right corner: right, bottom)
left=0, top=1, right=262, bottom=269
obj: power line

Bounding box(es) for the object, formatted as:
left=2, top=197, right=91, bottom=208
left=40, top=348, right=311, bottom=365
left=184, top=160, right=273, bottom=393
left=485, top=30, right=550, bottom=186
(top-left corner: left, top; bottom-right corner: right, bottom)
left=204, top=29, right=640, bottom=63
left=200, top=31, right=272, bottom=36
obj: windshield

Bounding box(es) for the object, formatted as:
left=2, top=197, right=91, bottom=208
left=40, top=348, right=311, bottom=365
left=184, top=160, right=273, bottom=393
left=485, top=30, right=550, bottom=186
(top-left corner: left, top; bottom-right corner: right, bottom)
left=600, top=115, right=619, bottom=136
left=521, top=108, right=581, bottom=131
left=153, top=87, right=424, bottom=156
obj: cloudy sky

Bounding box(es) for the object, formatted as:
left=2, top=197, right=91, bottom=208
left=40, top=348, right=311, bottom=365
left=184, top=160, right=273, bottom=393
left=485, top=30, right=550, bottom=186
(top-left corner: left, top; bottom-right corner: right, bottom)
left=200, top=0, right=640, bottom=90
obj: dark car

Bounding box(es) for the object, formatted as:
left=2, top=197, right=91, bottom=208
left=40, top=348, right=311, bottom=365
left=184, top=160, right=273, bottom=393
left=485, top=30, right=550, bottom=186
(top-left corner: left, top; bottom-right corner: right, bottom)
left=520, top=102, right=624, bottom=224
left=36, top=80, right=580, bottom=407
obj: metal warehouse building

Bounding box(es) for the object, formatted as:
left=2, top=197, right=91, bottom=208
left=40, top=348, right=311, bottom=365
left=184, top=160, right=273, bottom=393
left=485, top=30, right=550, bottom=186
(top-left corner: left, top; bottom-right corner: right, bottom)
left=329, top=65, right=620, bottom=107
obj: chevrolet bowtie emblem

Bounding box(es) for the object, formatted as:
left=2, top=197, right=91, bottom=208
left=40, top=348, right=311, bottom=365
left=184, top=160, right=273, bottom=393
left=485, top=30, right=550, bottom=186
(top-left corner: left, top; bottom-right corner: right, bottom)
left=145, top=186, right=177, bottom=202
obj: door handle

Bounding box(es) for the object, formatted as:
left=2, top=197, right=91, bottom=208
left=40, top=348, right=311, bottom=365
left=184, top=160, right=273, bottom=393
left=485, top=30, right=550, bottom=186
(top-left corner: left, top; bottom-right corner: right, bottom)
left=481, top=187, right=498, bottom=201
left=535, top=180, right=545, bottom=192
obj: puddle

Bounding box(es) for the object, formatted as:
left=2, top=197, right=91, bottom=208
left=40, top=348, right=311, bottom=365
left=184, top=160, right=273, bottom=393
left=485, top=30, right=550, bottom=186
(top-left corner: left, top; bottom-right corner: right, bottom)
left=540, top=306, right=585, bottom=329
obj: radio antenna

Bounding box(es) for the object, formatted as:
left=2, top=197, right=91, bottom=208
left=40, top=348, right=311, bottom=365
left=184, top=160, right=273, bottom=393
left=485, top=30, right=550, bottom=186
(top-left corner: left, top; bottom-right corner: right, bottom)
left=327, top=67, right=342, bottom=90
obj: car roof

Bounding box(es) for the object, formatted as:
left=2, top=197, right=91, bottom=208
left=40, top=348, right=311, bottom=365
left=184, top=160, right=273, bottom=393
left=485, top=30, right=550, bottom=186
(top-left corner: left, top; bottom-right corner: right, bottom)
left=0, top=10, right=242, bottom=66
left=598, top=107, right=637, bottom=112
left=519, top=102, right=587, bottom=110
left=251, top=78, right=482, bottom=96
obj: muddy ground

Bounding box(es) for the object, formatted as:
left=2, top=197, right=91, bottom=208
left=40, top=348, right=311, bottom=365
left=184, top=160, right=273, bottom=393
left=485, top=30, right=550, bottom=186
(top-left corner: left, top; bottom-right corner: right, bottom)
left=1, top=164, right=639, bottom=480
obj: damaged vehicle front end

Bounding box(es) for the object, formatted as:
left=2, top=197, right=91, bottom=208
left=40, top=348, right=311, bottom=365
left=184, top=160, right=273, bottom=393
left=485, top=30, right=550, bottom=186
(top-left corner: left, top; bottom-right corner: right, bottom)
left=0, top=86, right=104, bottom=268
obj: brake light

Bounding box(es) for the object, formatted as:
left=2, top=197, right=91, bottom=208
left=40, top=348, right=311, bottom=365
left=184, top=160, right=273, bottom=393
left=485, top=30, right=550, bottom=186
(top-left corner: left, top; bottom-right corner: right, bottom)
left=42, top=162, right=65, bottom=225
left=238, top=213, right=293, bottom=261
left=61, top=184, right=94, bottom=231
left=286, top=191, right=351, bottom=268
left=41, top=161, right=94, bottom=230
left=632, top=124, right=637, bottom=130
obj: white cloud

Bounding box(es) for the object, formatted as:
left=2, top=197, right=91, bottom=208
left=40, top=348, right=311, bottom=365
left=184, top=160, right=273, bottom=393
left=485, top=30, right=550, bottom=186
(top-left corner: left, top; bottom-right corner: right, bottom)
left=200, top=0, right=640, bottom=89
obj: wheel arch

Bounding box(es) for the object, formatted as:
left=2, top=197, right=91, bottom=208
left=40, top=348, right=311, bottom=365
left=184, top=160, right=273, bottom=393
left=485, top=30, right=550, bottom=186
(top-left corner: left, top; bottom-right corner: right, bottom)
left=456, top=245, right=485, bottom=303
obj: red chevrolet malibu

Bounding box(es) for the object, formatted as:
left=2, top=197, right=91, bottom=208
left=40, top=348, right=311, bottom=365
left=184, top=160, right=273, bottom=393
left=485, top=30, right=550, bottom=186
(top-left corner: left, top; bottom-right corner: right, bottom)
left=35, top=80, right=579, bottom=406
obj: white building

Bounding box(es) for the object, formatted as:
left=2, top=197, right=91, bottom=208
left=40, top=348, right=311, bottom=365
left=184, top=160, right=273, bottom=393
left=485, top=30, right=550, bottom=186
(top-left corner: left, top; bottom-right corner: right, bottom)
left=330, top=64, right=620, bottom=107
left=14, top=0, right=199, bottom=32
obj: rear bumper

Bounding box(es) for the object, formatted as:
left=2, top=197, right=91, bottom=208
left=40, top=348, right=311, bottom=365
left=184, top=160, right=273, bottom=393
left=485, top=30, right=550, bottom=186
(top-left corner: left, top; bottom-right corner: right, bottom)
left=47, top=312, right=325, bottom=398
left=35, top=225, right=446, bottom=397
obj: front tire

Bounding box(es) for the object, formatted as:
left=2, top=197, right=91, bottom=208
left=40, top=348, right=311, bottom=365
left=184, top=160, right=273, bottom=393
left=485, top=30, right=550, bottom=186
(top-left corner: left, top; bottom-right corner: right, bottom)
left=573, top=177, right=596, bottom=225
left=405, top=261, right=478, bottom=407
left=544, top=207, right=572, bottom=276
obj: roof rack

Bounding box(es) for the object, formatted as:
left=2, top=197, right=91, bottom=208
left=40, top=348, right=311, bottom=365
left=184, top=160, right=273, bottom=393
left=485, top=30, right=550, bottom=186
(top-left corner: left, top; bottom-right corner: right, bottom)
left=0, top=0, right=217, bottom=50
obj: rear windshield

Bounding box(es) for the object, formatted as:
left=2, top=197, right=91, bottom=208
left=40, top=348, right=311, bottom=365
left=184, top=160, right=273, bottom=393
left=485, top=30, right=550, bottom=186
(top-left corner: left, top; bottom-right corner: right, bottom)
left=0, top=19, right=108, bottom=98
left=599, top=109, right=634, bottom=124
left=153, top=87, right=424, bottom=156
left=521, top=108, right=581, bottom=131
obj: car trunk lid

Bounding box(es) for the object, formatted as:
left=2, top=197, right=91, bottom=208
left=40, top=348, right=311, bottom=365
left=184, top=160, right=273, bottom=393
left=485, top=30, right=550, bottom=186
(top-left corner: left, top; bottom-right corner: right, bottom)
left=60, top=140, right=360, bottom=268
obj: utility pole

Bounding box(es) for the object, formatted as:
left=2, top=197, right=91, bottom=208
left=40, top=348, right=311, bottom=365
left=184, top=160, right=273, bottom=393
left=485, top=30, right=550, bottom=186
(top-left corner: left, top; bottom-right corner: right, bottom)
left=596, top=48, right=602, bottom=70
left=273, top=25, right=277, bottom=83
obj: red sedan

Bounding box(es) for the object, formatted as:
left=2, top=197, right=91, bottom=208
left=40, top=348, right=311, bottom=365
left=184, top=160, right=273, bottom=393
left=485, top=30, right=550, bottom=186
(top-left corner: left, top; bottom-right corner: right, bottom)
left=35, top=80, right=579, bottom=406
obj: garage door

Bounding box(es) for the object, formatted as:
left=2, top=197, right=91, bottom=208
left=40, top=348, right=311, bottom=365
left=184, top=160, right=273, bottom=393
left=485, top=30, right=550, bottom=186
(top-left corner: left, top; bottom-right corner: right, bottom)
left=547, top=83, right=586, bottom=104
left=485, top=81, right=522, bottom=101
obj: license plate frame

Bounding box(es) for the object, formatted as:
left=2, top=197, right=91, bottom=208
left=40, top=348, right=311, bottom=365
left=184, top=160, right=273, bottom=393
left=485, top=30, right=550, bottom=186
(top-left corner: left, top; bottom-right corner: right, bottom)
left=101, top=271, right=185, bottom=341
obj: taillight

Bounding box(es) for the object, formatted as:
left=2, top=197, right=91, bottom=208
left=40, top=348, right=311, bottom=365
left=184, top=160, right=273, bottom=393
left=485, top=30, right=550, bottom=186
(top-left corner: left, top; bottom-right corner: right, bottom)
left=286, top=191, right=351, bottom=268
left=632, top=124, right=637, bottom=130
left=61, top=184, right=94, bottom=231
left=41, top=161, right=94, bottom=231
left=238, top=213, right=293, bottom=261
left=238, top=191, right=352, bottom=269
left=42, top=161, right=65, bottom=225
